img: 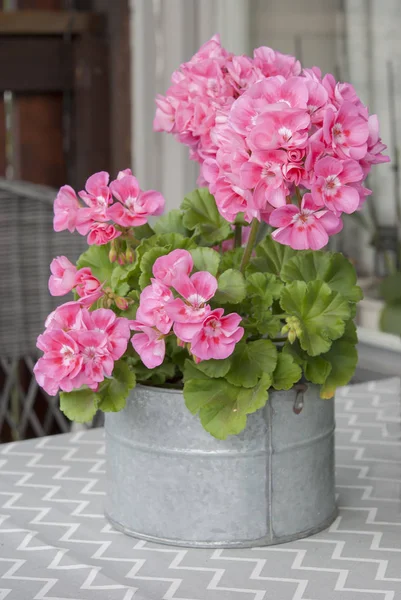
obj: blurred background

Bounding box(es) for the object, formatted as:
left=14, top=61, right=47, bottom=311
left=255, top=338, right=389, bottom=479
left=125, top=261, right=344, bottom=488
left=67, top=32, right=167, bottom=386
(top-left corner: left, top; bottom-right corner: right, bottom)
left=0, top=0, right=400, bottom=442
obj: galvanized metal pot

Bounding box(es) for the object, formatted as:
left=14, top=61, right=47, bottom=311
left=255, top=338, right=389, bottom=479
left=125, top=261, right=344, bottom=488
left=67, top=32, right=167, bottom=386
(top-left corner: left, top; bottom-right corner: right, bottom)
left=104, top=384, right=336, bottom=548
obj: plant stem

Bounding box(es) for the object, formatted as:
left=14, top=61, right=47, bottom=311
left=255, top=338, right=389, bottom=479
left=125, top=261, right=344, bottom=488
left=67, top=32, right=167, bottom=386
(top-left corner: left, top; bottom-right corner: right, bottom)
left=234, top=224, right=242, bottom=248
left=295, top=186, right=302, bottom=206
left=239, top=218, right=260, bottom=273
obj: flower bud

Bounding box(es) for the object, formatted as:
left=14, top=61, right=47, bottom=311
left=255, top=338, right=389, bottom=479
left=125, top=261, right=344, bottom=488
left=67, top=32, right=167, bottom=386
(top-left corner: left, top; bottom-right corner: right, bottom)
left=115, top=296, right=129, bottom=310
left=109, top=246, right=118, bottom=263
left=125, top=246, right=135, bottom=264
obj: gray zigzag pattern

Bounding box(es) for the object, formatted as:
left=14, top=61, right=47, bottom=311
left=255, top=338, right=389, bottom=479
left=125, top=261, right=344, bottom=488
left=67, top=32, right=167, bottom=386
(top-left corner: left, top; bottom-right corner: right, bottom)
left=0, top=377, right=400, bottom=599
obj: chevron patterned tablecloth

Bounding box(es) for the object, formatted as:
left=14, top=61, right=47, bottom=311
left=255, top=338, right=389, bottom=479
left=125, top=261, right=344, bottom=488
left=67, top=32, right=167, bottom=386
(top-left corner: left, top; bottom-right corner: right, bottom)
left=1, top=378, right=401, bottom=600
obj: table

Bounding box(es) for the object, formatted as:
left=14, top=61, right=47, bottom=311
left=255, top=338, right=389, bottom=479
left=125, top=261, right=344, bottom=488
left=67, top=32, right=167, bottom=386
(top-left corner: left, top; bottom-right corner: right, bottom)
left=1, top=378, right=401, bottom=600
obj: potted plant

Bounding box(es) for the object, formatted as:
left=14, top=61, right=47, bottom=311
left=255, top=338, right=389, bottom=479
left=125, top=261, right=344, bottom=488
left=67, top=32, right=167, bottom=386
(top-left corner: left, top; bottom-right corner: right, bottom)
left=34, top=36, right=388, bottom=548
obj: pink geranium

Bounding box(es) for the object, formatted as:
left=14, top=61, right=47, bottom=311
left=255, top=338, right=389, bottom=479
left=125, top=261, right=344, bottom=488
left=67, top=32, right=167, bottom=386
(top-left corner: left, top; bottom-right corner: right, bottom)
left=190, top=309, right=244, bottom=360
left=48, top=256, right=77, bottom=296
left=152, top=249, right=193, bottom=286
left=312, top=157, right=364, bottom=214
left=323, top=102, right=369, bottom=160
left=87, top=223, right=121, bottom=246
left=108, top=175, right=165, bottom=227
left=53, top=185, right=80, bottom=233
left=167, top=271, right=217, bottom=342
left=130, top=323, right=166, bottom=369
left=270, top=194, right=343, bottom=250
left=78, top=171, right=112, bottom=222
left=74, top=268, right=104, bottom=307
left=34, top=305, right=131, bottom=395
left=135, top=280, right=174, bottom=334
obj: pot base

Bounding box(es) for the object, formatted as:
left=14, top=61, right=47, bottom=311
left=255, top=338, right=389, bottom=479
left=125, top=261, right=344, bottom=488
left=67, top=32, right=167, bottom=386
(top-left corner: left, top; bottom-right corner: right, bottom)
left=104, top=507, right=338, bottom=549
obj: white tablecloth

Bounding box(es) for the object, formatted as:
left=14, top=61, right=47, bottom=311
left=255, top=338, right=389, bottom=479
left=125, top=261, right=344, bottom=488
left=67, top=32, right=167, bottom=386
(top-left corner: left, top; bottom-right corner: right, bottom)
left=1, top=378, right=401, bottom=600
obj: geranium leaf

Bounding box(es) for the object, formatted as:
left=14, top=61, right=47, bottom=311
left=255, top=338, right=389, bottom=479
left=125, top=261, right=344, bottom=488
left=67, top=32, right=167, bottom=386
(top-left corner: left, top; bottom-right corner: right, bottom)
left=250, top=235, right=296, bottom=276
left=226, top=340, right=277, bottom=388
left=219, top=248, right=244, bottom=272
left=319, top=340, right=358, bottom=399
left=184, top=373, right=271, bottom=439
left=214, top=269, right=246, bottom=304
left=281, top=251, right=363, bottom=303
left=76, top=243, right=114, bottom=285
left=153, top=209, right=190, bottom=236
left=280, top=280, right=350, bottom=356
left=181, top=188, right=232, bottom=244
left=195, top=357, right=232, bottom=378
left=97, top=360, right=136, bottom=413
left=190, top=247, right=221, bottom=276
left=60, top=388, right=99, bottom=423
left=272, top=353, right=302, bottom=390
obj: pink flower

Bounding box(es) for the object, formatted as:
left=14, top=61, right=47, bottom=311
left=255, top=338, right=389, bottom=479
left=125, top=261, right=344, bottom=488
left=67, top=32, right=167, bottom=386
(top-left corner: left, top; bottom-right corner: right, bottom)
left=152, top=249, right=193, bottom=286
left=87, top=223, right=121, bottom=245
left=69, top=330, right=114, bottom=388
left=135, top=280, right=174, bottom=334
left=253, top=46, right=301, bottom=78
left=53, top=185, right=80, bottom=233
left=78, top=171, right=112, bottom=222
left=82, top=309, right=131, bottom=361
left=34, top=305, right=131, bottom=395
left=117, top=168, right=133, bottom=180
left=248, top=109, right=310, bottom=151
left=131, top=324, right=166, bottom=369
left=323, top=102, right=369, bottom=160
left=240, top=149, right=288, bottom=208
left=75, top=268, right=104, bottom=307
left=312, top=156, right=364, bottom=214
left=44, top=301, right=85, bottom=332
left=48, top=256, right=77, bottom=297
left=190, top=309, right=244, bottom=361
left=360, top=115, right=390, bottom=174
left=166, top=271, right=217, bottom=342
left=108, top=175, right=165, bottom=227
left=270, top=194, right=343, bottom=250
left=34, top=329, right=83, bottom=395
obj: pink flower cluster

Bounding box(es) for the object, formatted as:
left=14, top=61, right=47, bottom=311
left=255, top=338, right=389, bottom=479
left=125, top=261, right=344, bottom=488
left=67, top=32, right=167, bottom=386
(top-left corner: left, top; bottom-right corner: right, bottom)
left=155, top=35, right=389, bottom=250
left=33, top=303, right=131, bottom=396
left=130, top=249, right=244, bottom=368
left=54, top=169, right=165, bottom=245
left=48, top=256, right=105, bottom=308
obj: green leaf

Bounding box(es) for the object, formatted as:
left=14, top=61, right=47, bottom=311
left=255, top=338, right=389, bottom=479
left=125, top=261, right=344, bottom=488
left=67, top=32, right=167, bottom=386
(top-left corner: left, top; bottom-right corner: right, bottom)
left=281, top=251, right=363, bottom=303
left=77, top=243, right=113, bottom=285
left=181, top=188, right=232, bottom=244
left=219, top=248, right=244, bottom=272
left=380, top=272, right=401, bottom=304
left=214, top=269, right=246, bottom=304
left=190, top=247, right=220, bottom=276
left=153, top=209, right=190, bottom=236
left=380, top=303, right=401, bottom=336
left=183, top=358, right=211, bottom=382
left=97, top=360, right=136, bottom=412
left=250, top=235, right=296, bottom=276
left=184, top=373, right=271, bottom=439
left=272, top=353, right=302, bottom=390
left=226, top=340, right=277, bottom=388
left=280, top=280, right=351, bottom=356
left=133, top=223, right=155, bottom=240
left=247, top=272, right=283, bottom=303
left=194, top=357, right=232, bottom=378
left=319, top=340, right=358, bottom=399
left=60, top=388, right=98, bottom=423
left=282, top=340, right=333, bottom=385
left=305, top=356, right=332, bottom=385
